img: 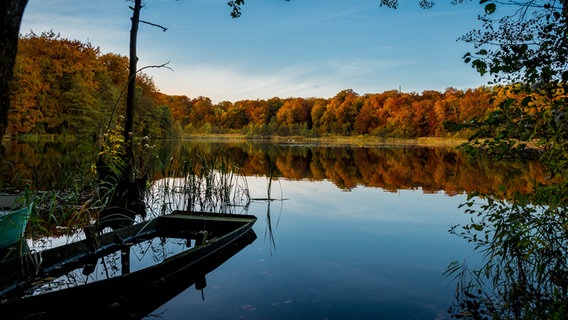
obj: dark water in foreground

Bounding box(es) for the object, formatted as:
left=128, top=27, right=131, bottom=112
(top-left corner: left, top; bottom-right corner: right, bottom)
left=155, top=178, right=475, bottom=319
left=1, top=140, right=545, bottom=319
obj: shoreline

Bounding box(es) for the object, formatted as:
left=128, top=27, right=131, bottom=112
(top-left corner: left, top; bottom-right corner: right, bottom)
left=9, top=132, right=468, bottom=148
left=181, top=134, right=467, bottom=148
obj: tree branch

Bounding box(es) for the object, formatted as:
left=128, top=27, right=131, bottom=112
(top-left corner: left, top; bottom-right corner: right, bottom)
left=137, top=61, right=174, bottom=73
left=140, top=20, right=168, bottom=32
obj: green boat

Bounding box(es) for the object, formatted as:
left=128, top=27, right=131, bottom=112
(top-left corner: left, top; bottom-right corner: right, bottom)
left=0, top=194, right=33, bottom=250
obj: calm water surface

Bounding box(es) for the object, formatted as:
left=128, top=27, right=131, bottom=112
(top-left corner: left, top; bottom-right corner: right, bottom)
left=153, top=177, right=478, bottom=320
left=3, top=140, right=544, bottom=319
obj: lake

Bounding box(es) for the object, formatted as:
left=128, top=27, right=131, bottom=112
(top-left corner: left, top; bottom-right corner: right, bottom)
left=0, top=139, right=545, bottom=319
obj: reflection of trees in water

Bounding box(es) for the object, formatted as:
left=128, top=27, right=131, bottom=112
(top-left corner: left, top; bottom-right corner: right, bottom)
left=3, top=140, right=544, bottom=197
left=1, top=141, right=99, bottom=191
left=162, top=142, right=546, bottom=197
left=1, top=140, right=546, bottom=239
left=3, top=140, right=561, bottom=317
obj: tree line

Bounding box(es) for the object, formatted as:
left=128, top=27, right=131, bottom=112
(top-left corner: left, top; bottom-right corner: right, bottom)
left=162, top=86, right=496, bottom=138
left=9, top=31, right=558, bottom=141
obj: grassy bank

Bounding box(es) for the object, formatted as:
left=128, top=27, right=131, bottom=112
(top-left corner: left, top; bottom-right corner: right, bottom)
left=7, top=132, right=468, bottom=148
left=181, top=133, right=467, bottom=147
left=9, top=134, right=79, bottom=142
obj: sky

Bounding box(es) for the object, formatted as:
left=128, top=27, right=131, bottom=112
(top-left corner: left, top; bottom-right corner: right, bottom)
left=20, top=0, right=489, bottom=103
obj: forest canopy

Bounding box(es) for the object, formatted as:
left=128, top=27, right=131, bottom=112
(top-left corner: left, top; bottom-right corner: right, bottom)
left=10, top=31, right=176, bottom=139
left=8, top=31, right=558, bottom=142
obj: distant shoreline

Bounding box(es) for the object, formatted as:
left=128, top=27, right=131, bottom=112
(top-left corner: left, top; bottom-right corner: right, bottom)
left=181, top=134, right=467, bottom=148
left=9, top=133, right=468, bottom=148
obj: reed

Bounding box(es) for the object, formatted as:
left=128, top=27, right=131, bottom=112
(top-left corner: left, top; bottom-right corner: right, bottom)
left=251, top=167, right=287, bottom=255
left=27, top=171, right=102, bottom=238
left=147, top=152, right=251, bottom=215
left=12, top=138, right=253, bottom=241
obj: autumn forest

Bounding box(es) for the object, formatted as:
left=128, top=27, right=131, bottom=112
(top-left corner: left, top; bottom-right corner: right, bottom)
left=7, top=32, right=535, bottom=141
left=3, top=0, right=567, bottom=317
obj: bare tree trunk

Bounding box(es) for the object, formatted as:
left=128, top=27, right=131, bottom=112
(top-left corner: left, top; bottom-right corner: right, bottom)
left=0, top=0, right=28, bottom=150
left=96, top=0, right=146, bottom=223
left=100, top=0, right=147, bottom=220
left=124, top=0, right=142, bottom=164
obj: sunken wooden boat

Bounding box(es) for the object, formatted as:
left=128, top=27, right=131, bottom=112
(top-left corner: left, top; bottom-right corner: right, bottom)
left=0, top=210, right=257, bottom=319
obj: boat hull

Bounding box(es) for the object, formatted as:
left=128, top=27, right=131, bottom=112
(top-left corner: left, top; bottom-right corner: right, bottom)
left=0, top=211, right=256, bottom=319
left=0, top=194, right=33, bottom=250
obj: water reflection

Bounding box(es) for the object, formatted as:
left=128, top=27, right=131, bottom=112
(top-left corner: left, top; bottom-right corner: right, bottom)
left=0, top=140, right=545, bottom=199
left=156, top=141, right=545, bottom=197
left=0, top=139, right=553, bottom=319
left=0, top=212, right=257, bottom=319
left=206, top=178, right=476, bottom=319
left=0, top=140, right=98, bottom=192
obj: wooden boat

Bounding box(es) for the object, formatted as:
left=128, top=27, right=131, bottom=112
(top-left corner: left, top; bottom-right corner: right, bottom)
left=0, top=210, right=257, bottom=319
left=0, top=193, right=33, bottom=250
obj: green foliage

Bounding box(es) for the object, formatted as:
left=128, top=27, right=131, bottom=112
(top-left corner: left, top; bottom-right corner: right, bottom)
left=98, top=117, right=128, bottom=178
left=98, top=114, right=159, bottom=183
left=484, top=2, right=496, bottom=15
left=451, top=60, right=568, bottom=320
left=446, top=187, right=568, bottom=319
left=416, top=1, right=568, bottom=318
left=460, top=1, right=568, bottom=88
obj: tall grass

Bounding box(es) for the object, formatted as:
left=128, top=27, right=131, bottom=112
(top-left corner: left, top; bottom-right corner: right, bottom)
left=27, top=168, right=103, bottom=238
left=0, top=157, right=103, bottom=240
left=250, top=167, right=287, bottom=255
left=7, top=142, right=253, bottom=243
left=147, top=152, right=251, bottom=216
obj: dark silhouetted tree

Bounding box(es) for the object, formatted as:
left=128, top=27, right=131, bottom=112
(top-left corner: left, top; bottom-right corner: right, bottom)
left=0, top=0, right=28, bottom=147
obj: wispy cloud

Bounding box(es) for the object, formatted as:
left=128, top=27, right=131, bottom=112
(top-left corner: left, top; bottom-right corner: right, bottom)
left=21, top=0, right=486, bottom=102
left=147, top=53, right=425, bottom=102
left=150, top=62, right=329, bottom=102
left=22, top=1, right=129, bottom=53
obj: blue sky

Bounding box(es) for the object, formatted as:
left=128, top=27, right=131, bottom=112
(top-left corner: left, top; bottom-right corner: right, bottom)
left=20, top=0, right=488, bottom=103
